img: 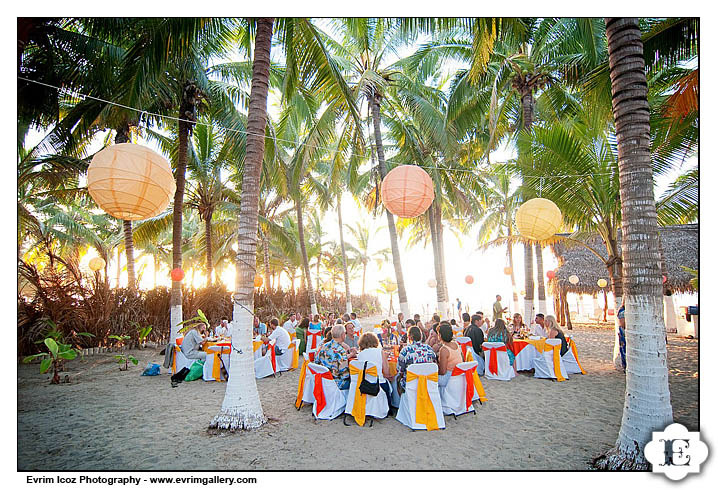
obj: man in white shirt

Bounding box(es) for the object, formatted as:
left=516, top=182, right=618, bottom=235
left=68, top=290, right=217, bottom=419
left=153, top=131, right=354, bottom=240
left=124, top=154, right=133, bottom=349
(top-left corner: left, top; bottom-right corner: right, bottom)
left=350, top=312, right=362, bottom=332
left=215, top=318, right=230, bottom=337
left=532, top=313, right=548, bottom=337
left=282, top=314, right=296, bottom=334
left=292, top=312, right=301, bottom=330
left=265, top=318, right=291, bottom=355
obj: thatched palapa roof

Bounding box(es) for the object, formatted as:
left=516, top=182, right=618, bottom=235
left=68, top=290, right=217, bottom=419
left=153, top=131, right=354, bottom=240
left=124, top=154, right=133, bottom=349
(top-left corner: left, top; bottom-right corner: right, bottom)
left=549, top=224, right=698, bottom=295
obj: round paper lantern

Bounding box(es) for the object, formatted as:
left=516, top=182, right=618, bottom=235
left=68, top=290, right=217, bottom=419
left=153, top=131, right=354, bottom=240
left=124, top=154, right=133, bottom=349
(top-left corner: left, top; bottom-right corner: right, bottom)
left=380, top=165, right=435, bottom=218
left=515, top=198, right=562, bottom=241
left=546, top=270, right=556, bottom=279
left=386, top=282, right=397, bottom=293
left=597, top=278, right=608, bottom=288
left=171, top=268, right=185, bottom=282
left=88, top=257, right=106, bottom=272
left=87, top=143, right=176, bottom=221
left=427, top=279, right=437, bottom=288
left=568, top=275, right=579, bottom=285
left=662, top=275, right=667, bottom=284
left=503, top=267, right=512, bottom=275
left=254, top=275, right=263, bottom=288
left=520, top=290, right=526, bottom=296
left=465, top=275, right=474, bottom=284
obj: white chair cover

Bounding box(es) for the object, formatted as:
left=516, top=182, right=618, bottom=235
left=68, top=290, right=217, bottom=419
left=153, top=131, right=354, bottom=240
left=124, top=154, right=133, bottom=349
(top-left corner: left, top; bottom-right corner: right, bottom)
left=253, top=336, right=264, bottom=360
left=276, top=339, right=299, bottom=372
left=172, top=345, right=194, bottom=374
left=514, top=342, right=541, bottom=372
left=254, top=339, right=277, bottom=379
left=305, top=328, right=323, bottom=358
left=306, top=363, right=348, bottom=420
left=344, top=360, right=389, bottom=424
left=481, top=341, right=515, bottom=381
left=396, top=363, right=446, bottom=430
left=562, top=337, right=585, bottom=375
left=297, top=354, right=316, bottom=408
left=202, top=344, right=230, bottom=381
left=454, top=337, right=473, bottom=360
left=440, top=360, right=481, bottom=416
left=534, top=338, right=569, bottom=380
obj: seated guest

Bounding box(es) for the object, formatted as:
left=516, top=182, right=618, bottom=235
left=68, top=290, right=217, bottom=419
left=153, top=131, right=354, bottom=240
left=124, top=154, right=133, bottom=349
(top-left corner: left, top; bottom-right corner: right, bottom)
left=357, top=332, right=393, bottom=411
left=326, top=312, right=336, bottom=326
left=215, top=318, right=230, bottom=337
left=344, top=319, right=359, bottom=351
left=252, top=317, right=267, bottom=337
left=316, top=324, right=353, bottom=390
left=413, top=314, right=426, bottom=335
left=437, top=323, right=462, bottom=387
left=464, top=314, right=485, bottom=359
left=263, top=318, right=290, bottom=356
left=545, top=315, right=569, bottom=356
left=404, top=319, right=421, bottom=342
left=480, top=315, right=491, bottom=336
left=295, top=317, right=310, bottom=355
left=486, top=319, right=516, bottom=373
left=322, top=325, right=333, bottom=344
left=461, top=312, right=471, bottom=332
left=350, top=312, right=362, bottom=333
left=449, top=319, right=457, bottom=327
left=181, top=324, right=207, bottom=361
left=397, top=312, right=406, bottom=332
left=510, top=313, right=527, bottom=335
left=282, top=314, right=297, bottom=335
left=396, top=326, right=437, bottom=391
left=426, top=321, right=442, bottom=353
left=532, top=313, right=548, bottom=337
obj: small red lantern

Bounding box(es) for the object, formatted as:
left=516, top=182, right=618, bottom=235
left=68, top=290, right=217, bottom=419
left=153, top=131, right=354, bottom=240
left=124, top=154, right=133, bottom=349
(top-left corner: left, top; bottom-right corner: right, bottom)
left=465, top=275, right=474, bottom=284
left=546, top=270, right=556, bottom=279
left=662, top=275, right=667, bottom=284
left=254, top=275, right=263, bottom=288
left=171, top=268, right=185, bottom=282
left=503, top=267, right=512, bottom=275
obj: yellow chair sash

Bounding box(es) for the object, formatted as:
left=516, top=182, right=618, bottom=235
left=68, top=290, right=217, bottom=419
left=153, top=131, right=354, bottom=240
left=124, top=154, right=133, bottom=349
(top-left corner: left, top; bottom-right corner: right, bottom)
left=348, top=363, right=379, bottom=426
left=291, top=343, right=299, bottom=369
left=541, top=342, right=566, bottom=382
left=295, top=360, right=308, bottom=409
left=405, top=371, right=440, bottom=430
left=253, top=340, right=262, bottom=353
left=568, top=338, right=586, bottom=374
left=172, top=345, right=180, bottom=373
left=212, top=349, right=224, bottom=381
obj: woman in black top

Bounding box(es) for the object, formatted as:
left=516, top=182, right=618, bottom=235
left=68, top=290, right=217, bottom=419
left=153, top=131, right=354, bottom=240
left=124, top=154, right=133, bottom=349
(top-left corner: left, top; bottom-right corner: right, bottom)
left=545, top=315, right=568, bottom=356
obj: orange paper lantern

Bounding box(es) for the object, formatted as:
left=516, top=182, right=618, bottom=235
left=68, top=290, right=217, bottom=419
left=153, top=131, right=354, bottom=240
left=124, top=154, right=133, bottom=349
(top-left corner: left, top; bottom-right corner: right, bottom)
left=171, top=268, right=185, bottom=282
left=546, top=270, right=556, bottom=279
left=503, top=267, right=512, bottom=275
left=88, top=257, right=106, bottom=272
left=380, top=166, right=434, bottom=218
left=87, top=143, right=176, bottom=221
left=254, top=275, right=263, bottom=288
left=465, top=275, right=474, bottom=284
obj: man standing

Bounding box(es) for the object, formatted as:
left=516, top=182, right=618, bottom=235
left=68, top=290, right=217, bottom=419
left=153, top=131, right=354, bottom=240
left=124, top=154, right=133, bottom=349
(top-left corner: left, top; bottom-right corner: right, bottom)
left=493, top=295, right=507, bottom=321
left=456, top=298, right=462, bottom=317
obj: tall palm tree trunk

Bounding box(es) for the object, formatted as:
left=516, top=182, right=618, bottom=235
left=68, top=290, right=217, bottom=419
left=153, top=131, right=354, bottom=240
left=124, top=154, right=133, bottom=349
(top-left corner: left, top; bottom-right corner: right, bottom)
left=115, top=247, right=121, bottom=288
left=371, top=94, right=409, bottom=318
left=260, top=227, right=271, bottom=292
left=296, top=198, right=318, bottom=315
left=435, top=202, right=450, bottom=318
left=506, top=214, right=520, bottom=314
left=205, top=215, right=213, bottom=286
left=535, top=243, right=546, bottom=315
left=427, top=200, right=443, bottom=314
left=523, top=243, right=535, bottom=321
left=593, top=17, right=672, bottom=470
left=210, top=18, right=273, bottom=432
left=114, top=125, right=136, bottom=291
left=170, top=81, right=198, bottom=343
left=337, top=195, right=352, bottom=312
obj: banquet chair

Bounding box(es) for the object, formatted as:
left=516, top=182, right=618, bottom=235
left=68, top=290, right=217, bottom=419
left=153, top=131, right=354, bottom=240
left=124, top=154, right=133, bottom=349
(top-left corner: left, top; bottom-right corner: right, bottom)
left=562, top=337, right=586, bottom=375
left=202, top=343, right=230, bottom=381
left=254, top=339, right=277, bottom=379
left=396, top=363, right=446, bottom=431
left=276, top=339, right=300, bottom=372
left=533, top=338, right=569, bottom=381
left=295, top=353, right=315, bottom=410
left=253, top=337, right=264, bottom=360
left=171, top=345, right=194, bottom=374
left=439, top=361, right=487, bottom=417
left=481, top=342, right=515, bottom=381
left=343, top=360, right=389, bottom=427
left=305, top=363, right=348, bottom=420
left=305, top=329, right=323, bottom=361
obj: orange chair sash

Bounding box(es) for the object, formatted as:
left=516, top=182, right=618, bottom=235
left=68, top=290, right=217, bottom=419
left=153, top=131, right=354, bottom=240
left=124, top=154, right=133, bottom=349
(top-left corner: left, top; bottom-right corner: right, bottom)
left=481, top=344, right=507, bottom=375
left=306, top=331, right=322, bottom=351
left=349, top=363, right=379, bottom=426
left=451, top=365, right=488, bottom=409
left=568, top=338, right=586, bottom=374
left=308, top=366, right=334, bottom=415
left=405, top=371, right=439, bottom=431
left=458, top=341, right=472, bottom=361
left=268, top=343, right=277, bottom=372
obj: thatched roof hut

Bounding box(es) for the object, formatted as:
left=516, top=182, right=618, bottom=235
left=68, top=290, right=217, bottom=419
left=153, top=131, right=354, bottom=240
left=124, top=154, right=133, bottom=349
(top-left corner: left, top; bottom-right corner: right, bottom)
left=548, top=224, right=698, bottom=296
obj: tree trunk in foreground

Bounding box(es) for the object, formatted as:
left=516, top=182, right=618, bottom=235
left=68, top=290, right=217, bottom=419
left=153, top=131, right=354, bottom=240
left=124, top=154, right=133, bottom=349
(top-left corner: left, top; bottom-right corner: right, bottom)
left=506, top=220, right=520, bottom=315
left=371, top=94, right=410, bottom=318
left=523, top=243, right=534, bottom=322
left=260, top=227, right=271, bottom=292
left=435, top=201, right=450, bottom=318
left=337, top=196, right=352, bottom=313
left=428, top=200, right=442, bottom=314
left=296, top=198, right=318, bottom=315
left=205, top=214, right=213, bottom=286
left=593, top=17, right=672, bottom=470
left=209, top=18, right=274, bottom=432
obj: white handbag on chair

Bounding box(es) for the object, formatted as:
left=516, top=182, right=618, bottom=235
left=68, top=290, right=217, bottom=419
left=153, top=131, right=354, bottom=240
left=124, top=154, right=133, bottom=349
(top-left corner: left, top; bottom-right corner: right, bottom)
left=533, top=338, right=569, bottom=381
left=396, top=363, right=445, bottom=430
left=481, top=342, right=515, bottom=381
left=343, top=360, right=389, bottom=426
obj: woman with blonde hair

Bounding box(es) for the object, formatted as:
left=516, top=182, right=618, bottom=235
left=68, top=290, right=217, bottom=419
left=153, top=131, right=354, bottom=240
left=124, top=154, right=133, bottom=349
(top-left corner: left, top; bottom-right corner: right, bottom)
left=545, top=315, right=569, bottom=356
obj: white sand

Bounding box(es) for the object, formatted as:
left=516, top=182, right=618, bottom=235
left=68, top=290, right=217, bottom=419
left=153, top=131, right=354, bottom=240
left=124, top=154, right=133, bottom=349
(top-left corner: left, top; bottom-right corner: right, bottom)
left=17, top=322, right=698, bottom=471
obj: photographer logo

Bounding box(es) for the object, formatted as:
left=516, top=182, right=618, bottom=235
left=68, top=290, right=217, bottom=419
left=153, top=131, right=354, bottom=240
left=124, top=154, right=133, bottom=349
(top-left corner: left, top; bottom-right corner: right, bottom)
left=644, top=423, right=708, bottom=481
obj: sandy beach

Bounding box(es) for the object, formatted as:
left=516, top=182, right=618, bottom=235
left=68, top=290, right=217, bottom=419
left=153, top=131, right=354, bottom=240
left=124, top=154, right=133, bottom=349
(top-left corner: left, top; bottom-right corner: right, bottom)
left=17, top=320, right=698, bottom=471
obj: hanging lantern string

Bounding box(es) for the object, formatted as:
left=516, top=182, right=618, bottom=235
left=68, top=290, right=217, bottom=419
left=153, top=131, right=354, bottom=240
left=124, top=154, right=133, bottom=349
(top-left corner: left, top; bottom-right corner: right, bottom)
left=19, top=76, right=615, bottom=180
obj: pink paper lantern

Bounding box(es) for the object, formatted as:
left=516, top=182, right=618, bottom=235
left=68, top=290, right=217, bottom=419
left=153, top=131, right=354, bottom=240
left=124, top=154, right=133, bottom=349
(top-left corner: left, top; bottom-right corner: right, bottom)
left=380, top=166, right=435, bottom=218
left=662, top=275, right=667, bottom=284
left=546, top=270, right=556, bottom=279
left=465, top=275, right=474, bottom=284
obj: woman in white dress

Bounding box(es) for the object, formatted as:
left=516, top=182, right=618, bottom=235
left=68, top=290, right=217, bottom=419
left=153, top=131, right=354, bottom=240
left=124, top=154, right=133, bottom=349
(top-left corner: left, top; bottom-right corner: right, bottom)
left=357, top=332, right=395, bottom=413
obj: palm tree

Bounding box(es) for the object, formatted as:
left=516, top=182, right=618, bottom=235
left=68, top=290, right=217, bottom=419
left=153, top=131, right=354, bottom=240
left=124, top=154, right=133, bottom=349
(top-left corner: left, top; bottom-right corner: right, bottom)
left=209, top=18, right=274, bottom=432
left=592, top=17, right=674, bottom=470
left=346, top=220, right=390, bottom=297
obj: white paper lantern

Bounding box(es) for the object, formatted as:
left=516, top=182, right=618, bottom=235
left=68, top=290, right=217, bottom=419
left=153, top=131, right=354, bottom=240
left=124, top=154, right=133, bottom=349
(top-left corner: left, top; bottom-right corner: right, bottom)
left=88, top=257, right=106, bottom=272
left=515, top=198, right=562, bottom=241
left=427, top=279, right=437, bottom=288
left=569, top=275, right=580, bottom=285
left=88, top=143, right=176, bottom=221
left=597, top=278, right=608, bottom=288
